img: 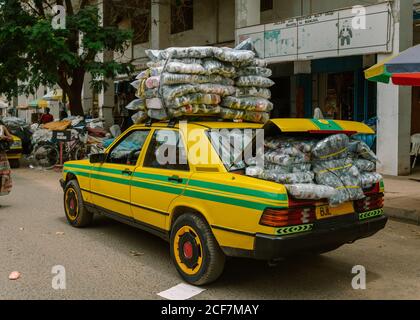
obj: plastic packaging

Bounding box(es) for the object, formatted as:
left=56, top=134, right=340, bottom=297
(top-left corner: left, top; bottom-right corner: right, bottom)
left=131, top=111, right=148, bottom=124
left=235, top=76, right=275, bottom=88
left=220, top=108, right=270, bottom=124
left=246, top=166, right=264, bottom=177
left=354, top=159, right=376, bottom=172
left=164, top=47, right=215, bottom=59
left=213, top=47, right=255, bottom=64
left=222, top=96, right=273, bottom=112
left=237, top=67, right=273, bottom=78
left=203, top=59, right=236, bottom=77
left=145, top=76, right=160, bottom=89
left=125, top=99, right=146, bottom=111
left=360, top=172, right=383, bottom=189
left=235, top=87, right=271, bottom=99
left=285, top=184, right=338, bottom=200
left=168, top=105, right=221, bottom=118
left=146, top=98, right=163, bottom=110
left=259, top=171, right=315, bottom=184
left=169, top=93, right=221, bottom=108
left=312, top=134, right=350, bottom=160
left=349, top=140, right=378, bottom=162
left=161, top=73, right=235, bottom=86
left=166, top=61, right=206, bottom=75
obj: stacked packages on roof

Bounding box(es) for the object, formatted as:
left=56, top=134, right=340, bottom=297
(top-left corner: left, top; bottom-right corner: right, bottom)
left=126, top=41, right=274, bottom=124
left=246, top=134, right=383, bottom=207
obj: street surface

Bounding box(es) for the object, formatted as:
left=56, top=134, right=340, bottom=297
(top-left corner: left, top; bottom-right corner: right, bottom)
left=1, top=168, right=419, bottom=300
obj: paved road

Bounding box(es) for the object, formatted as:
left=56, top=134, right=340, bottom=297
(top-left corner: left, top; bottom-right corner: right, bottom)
left=1, top=168, right=420, bottom=300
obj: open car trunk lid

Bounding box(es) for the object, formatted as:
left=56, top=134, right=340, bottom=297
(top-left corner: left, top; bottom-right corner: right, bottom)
left=264, top=119, right=375, bottom=135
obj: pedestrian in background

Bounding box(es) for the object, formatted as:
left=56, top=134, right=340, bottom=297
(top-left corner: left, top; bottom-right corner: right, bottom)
left=0, top=121, right=13, bottom=196
left=39, top=107, right=54, bottom=125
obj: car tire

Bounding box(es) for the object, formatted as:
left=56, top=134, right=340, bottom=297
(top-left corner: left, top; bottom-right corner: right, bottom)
left=9, top=159, right=20, bottom=169
left=170, top=213, right=225, bottom=286
left=64, top=180, right=93, bottom=228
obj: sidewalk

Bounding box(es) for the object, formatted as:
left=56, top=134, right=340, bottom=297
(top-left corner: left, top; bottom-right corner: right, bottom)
left=383, top=168, right=420, bottom=225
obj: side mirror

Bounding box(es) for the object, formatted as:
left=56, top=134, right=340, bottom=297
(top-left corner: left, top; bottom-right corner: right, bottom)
left=89, top=153, right=106, bottom=164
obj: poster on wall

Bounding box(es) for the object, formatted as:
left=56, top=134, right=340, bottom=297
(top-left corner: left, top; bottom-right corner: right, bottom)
left=236, top=2, right=393, bottom=63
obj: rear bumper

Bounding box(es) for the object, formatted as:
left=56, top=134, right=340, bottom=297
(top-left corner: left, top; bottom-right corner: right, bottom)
left=253, top=214, right=388, bottom=260
left=7, top=149, right=22, bottom=160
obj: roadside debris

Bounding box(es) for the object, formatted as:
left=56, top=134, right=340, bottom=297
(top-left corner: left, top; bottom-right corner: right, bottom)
left=8, top=271, right=21, bottom=280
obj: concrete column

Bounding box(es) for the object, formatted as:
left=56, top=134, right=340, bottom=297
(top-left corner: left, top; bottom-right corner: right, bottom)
left=151, top=0, right=170, bottom=49
left=235, top=0, right=261, bottom=29
left=97, top=0, right=114, bottom=128
left=82, top=73, right=93, bottom=115
left=376, top=0, right=413, bottom=176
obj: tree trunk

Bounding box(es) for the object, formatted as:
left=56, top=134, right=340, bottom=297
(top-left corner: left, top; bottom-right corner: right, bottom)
left=68, top=88, right=84, bottom=116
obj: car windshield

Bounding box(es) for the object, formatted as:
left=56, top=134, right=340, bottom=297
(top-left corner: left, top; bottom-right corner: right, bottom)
left=207, top=128, right=259, bottom=172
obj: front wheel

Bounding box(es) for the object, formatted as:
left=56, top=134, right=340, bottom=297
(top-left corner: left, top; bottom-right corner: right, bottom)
left=64, top=180, right=93, bottom=228
left=170, top=214, right=225, bottom=286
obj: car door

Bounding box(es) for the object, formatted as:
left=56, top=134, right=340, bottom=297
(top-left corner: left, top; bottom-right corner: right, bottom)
left=90, top=129, right=151, bottom=218
left=130, top=128, right=192, bottom=229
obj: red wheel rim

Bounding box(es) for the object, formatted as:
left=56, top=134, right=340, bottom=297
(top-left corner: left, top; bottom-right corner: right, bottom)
left=183, top=241, right=193, bottom=259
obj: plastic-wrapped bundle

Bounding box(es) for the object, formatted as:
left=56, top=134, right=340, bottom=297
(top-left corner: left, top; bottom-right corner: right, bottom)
left=285, top=184, right=338, bottom=201
left=265, top=150, right=308, bottom=166
left=237, top=67, right=273, bottom=78
left=349, top=140, right=378, bottom=162
left=250, top=58, right=268, bottom=68
left=125, top=99, right=146, bottom=111
left=32, top=129, right=53, bottom=144
left=202, top=59, right=236, bottom=77
left=312, top=134, right=349, bottom=160
left=146, top=98, right=163, bottom=110
left=145, top=49, right=165, bottom=62
left=164, top=47, right=215, bottom=59
left=166, top=62, right=206, bottom=75
left=148, top=109, right=168, bottom=121
left=236, top=87, right=271, bottom=99
left=142, top=88, right=159, bottom=99
left=222, top=96, right=273, bottom=112
left=354, top=159, right=376, bottom=172
left=169, top=93, right=221, bottom=108
left=161, top=73, right=235, bottom=86
left=360, top=172, right=383, bottom=189
left=236, top=76, right=275, bottom=88
left=313, top=158, right=365, bottom=206
left=131, top=111, right=148, bottom=124
left=246, top=166, right=264, bottom=177
left=136, top=68, right=162, bottom=80
left=162, top=85, right=197, bottom=100
left=168, top=105, right=221, bottom=118
left=131, top=80, right=141, bottom=90
left=265, top=163, right=312, bottom=174
left=145, top=76, right=160, bottom=89
left=220, top=108, right=270, bottom=124
left=264, top=137, right=317, bottom=153
left=213, top=47, right=255, bottom=65
left=196, top=84, right=236, bottom=97
left=259, top=170, right=314, bottom=184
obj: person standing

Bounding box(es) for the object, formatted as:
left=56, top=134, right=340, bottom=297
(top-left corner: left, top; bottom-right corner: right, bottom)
left=0, top=122, right=13, bottom=196
left=39, top=107, right=54, bottom=124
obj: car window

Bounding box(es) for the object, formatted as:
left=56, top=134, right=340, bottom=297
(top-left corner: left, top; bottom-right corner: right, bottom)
left=143, top=129, right=189, bottom=171
left=107, top=130, right=150, bottom=165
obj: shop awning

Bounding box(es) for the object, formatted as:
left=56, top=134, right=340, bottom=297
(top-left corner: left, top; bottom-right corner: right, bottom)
left=364, top=44, right=420, bottom=86
left=28, top=99, right=49, bottom=108
left=43, top=89, right=63, bottom=101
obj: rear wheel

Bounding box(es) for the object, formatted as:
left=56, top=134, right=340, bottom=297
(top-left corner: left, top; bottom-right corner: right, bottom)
left=64, top=180, right=93, bottom=228
left=170, top=214, right=225, bottom=286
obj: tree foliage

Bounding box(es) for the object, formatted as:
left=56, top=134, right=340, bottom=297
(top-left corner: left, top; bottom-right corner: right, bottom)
left=0, top=0, right=133, bottom=115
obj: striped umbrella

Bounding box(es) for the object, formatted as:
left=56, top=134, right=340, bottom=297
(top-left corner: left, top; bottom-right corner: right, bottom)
left=364, top=44, right=420, bottom=86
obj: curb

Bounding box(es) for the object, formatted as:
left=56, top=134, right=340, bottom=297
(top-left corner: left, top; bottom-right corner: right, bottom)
left=385, top=207, right=420, bottom=225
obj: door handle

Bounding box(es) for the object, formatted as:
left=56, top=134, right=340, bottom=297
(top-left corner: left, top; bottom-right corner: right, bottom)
left=122, top=169, right=133, bottom=176
left=168, top=175, right=183, bottom=183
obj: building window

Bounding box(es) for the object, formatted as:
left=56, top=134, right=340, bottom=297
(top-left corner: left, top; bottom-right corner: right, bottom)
left=171, top=0, right=193, bottom=34
left=132, top=14, right=150, bottom=44
left=261, top=0, right=273, bottom=12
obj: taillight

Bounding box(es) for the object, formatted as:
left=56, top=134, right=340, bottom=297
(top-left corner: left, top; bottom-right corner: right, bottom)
left=364, top=182, right=381, bottom=194
left=260, top=206, right=316, bottom=227
left=354, top=193, right=384, bottom=213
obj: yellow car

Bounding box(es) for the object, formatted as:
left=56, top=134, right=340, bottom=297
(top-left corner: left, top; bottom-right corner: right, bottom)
left=7, top=135, right=22, bottom=168
left=60, top=119, right=387, bottom=285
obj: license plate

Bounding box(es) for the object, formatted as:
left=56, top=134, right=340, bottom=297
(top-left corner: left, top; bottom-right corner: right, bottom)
left=316, top=202, right=354, bottom=220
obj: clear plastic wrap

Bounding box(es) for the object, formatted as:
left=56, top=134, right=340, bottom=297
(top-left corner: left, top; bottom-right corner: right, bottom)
left=169, top=93, right=221, bottom=108
left=259, top=171, right=314, bottom=184
left=166, top=62, right=206, bottom=75
left=313, top=158, right=365, bottom=207
left=162, top=85, right=197, bottom=100
left=196, top=84, right=236, bottom=97
left=222, top=96, right=273, bottom=112
left=146, top=98, right=163, bottom=110
left=168, top=105, right=221, bottom=117
left=354, top=159, right=376, bottom=172
left=265, top=163, right=312, bottom=174
left=312, top=134, right=350, bottom=160
left=285, top=184, right=338, bottom=200
left=131, top=111, right=148, bottom=124
left=265, top=147, right=309, bottom=166
left=213, top=47, right=255, bottom=64
left=235, top=76, right=275, bottom=88
left=161, top=73, right=235, bottom=86
left=164, top=47, right=215, bottom=59
left=145, top=76, right=160, bottom=89
left=145, top=49, right=165, bottom=62
left=202, top=59, right=236, bottom=77
left=246, top=166, right=264, bottom=177
left=220, top=108, right=270, bottom=124
left=237, top=67, right=273, bottom=77
left=125, top=99, right=146, bottom=111
left=148, top=109, right=168, bottom=121
left=360, top=172, right=383, bottom=189
left=235, top=87, right=271, bottom=99
left=349, top=140, right=378, bottom=162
